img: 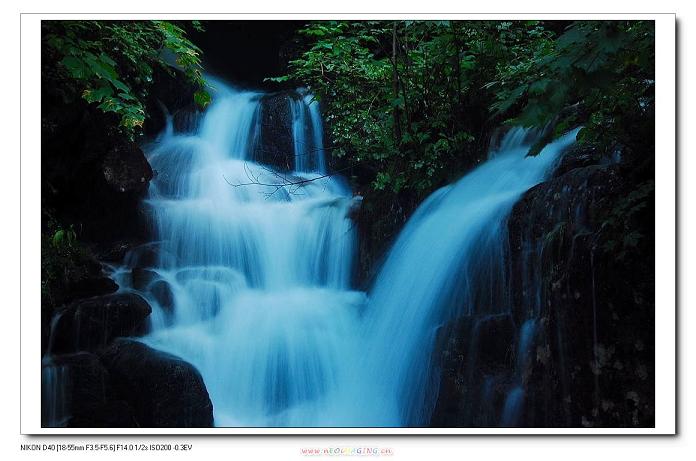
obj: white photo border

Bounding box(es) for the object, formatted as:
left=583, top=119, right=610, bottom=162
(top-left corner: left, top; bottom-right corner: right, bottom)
left=20, top=12, right=676, bottom=435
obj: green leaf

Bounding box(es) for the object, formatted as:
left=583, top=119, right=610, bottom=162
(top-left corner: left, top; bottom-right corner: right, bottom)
left=60, top=56, right=89, bottom=79
left=110, top=79, right=130, bottom=93
left=98, top=52, right=116, bottom=67
left=83, top=85, right=113, bottom=103
left=194, top=90, right=212, bottom=108
left=51, top=230, right=65, bottom=247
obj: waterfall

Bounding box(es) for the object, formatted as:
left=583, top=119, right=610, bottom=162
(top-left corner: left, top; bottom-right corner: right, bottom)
left=112, top=77, right=577, bottom=427
left=41, top=357, right=69, bottom=427
left=347, top=127, right=579, bottom=426
left=116, top=79, right=363, bottom=426
left=290, top=91, right=325, bottom=173
left=304, top=93, right=326, bottom=173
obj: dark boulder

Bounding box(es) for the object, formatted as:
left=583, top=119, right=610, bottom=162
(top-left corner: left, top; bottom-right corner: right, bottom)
left=354, top=188, right=416, bottom=290
left=50, top=293, right=152, bottom=354
left=131, top=267, right=159, bottom=290
left=552, top=143, right=604, bottom=178
left=474, top=314, right=516, bottom=373
left=101, top=139, right=153, bottom=196
left=42, top=352, right=108, bottom=427
left=42, top=352, right=140, bottom=427
left=99, top=339, right=214, bottom=427
left=255, top=92, right=296, bottom=171
left=67, top=275, right=119, bottom=302
left=149, top=280, right=175, bottom=314
left=66, top=400, right=139, bottom=428
left=41, top=242, right=118, bottom=356
left=123, top=242, right=177, bottom=269
left=97, top=239, right=144, bottom=263
left=41, top=241, right=118, bottom=308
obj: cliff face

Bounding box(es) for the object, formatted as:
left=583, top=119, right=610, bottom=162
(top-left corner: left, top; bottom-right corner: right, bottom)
left=432, top=145, right=655, bottom=427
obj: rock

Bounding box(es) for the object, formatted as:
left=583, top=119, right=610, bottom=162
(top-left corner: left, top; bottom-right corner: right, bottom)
left=347, top=195, right=364, bottom=220
left=41, top=241, right=119, bottom=356
left=123, top=242, right=177, bottom=269
left=42, top=242, right=119, bottom=307
left=474, top=314, right=516, bottom=373
left=42, top=352, right=140, bottom=427
left=131, top=267, right=159, bottom=290
left=255, top=92, right=296, bottom=171
left=149, top=280, right=175, bottom=314
left=552, top=144, right=603, bottom=178
left=50, top=293, right=152, bottom=354
left=67, top=275, right=119, bottom=301
left=354, top=188, right=416, bottom=290
left=66, top=400, right=139, bottom=428
left=102, top=139, right=153, bottom=195
left=143, top=65, right=200, bottom=137
left=503, top=162, right=654, bottom=427
left=431, top=314, right=516, bottom=427
left=42, top=352, right=107, bottom=427
left=99, top=339, right=214, bottom=427
left=97, top=240, right=143, bottom=263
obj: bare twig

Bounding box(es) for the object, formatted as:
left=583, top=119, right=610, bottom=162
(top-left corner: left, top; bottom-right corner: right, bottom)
left=222, top=162, right=362, bottom=199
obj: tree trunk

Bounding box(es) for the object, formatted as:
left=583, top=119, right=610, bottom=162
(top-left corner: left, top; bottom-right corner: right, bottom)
left=392, top=22, right=402, bottom=145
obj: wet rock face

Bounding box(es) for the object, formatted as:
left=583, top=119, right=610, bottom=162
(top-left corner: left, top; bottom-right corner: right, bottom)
left=50, top=293, right=152, bottom=354
left=40, top=247, right=119, bottom=356
left=148, top=280, right=175, bottom=315
left=432, top=146, right=655, bottom=428
left=99, top=339, right=214, bottom=427
left=131, top=267, right=159, bottom=290
left=43, top=295, right=213, bottom=428
left=101, top=140, right=153, bottom=195
left=42, top=341, right=214, bottom=428
left=506, top=159, right=654, bottom=428
left=431, top=314, right=517, bottom=427
left=143, top=65, right=200, bottom=137
left=551, top=143, right=604, bottom=178
left=42, top=352, right=138, bottom=428
left=255, top=92, right=296, bottom=171
left=44, top=249, right=119, bottom=307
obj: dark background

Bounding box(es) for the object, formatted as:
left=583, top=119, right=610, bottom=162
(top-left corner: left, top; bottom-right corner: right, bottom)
left=189, top=20, right=305, bottom=89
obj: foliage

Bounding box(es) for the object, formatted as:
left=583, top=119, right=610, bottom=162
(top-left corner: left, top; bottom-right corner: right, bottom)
left=51, top=225, right=77, bottom=248
left=487, top=21, right=655, bottom=156
left=273, top=20, right=654, bottom=199
left=43, top=20, right=209, bottom=136
left=270, top=22, right=396, bottom=184
left=272, top=21, right=545, bottom=196
left=41, top=214, right=90, bottom=307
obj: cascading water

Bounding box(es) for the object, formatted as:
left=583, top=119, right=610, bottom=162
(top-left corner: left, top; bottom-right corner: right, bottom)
left=289, top=92, right=325, bottom=173
left=41, top=357, right=69, bottom=427
left=338, top=127, right=579, bottom=426
left=109, top=77, right=577, bottom=427
left=113, top=79, right=364, bottom=427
